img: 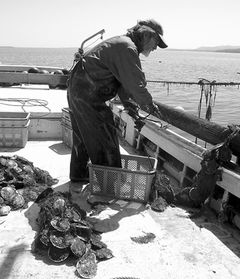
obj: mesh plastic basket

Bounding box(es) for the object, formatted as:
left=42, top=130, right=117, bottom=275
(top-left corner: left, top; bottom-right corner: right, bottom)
left=0, top=120, right=30, bottom=148
left=62, top=108, right=72, bottom=128
left=61, top=122, right=73, bottom=148
left=0, top=112, right=30, bottom=127
left=89, top=154, right=157, bottom=203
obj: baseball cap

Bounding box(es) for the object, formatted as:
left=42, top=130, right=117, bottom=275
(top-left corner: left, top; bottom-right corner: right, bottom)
left=138, top=19, right=168, bottom=48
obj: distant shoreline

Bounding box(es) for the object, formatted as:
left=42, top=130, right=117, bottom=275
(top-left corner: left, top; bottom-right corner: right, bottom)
left=1, top=45, right=240, bottom=53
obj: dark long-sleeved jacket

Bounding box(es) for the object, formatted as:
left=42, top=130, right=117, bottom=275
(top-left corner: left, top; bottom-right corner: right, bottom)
left=83, top=35, right=153, bottom=107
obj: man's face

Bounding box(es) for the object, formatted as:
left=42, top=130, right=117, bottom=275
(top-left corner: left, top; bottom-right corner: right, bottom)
left=141, top=36, right=158, bottom=57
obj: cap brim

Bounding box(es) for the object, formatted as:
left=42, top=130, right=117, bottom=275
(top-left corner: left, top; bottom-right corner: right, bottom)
left=157, top=35, right=168, bottom=48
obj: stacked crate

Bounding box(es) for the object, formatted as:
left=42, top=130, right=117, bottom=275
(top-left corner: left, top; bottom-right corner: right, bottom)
left=0, top=112, right=30, bottom=148
left=61, top=108, right=73, bottom=148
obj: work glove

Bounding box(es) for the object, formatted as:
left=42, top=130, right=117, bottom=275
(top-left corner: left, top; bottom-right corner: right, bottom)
left=123, top=101, right=139, bottom=119
left=142, top=103, right=163, bottom=119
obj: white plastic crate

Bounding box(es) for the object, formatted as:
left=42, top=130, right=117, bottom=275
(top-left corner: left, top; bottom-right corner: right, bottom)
left=0, top=120, right=30, bottom=148
left=0, top=112, right=30, bottom=127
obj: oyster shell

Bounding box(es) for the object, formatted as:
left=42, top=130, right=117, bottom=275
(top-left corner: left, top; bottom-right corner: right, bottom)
left=50, top=217, right=70, bottom=232
left=53, top=197, right=66, bottom=213
left=90, top=238, right=107, bottom=250
left=0, top=205, right=11, bottom=216
left=70, top=237, right=86, bottom=258
left=49, top=231, right=69, bottom=249
left=11, top=194, right=25, bottom=209
left=72, top=223, right=91, bottom=242
left=64, top=207, right=82, bottom=222
left=34, top=188, right=53, bottom=204
left=48, top=245, right=69, bottom=263
left=39, top=227, right=50, bottom=247
left=0, top=197, right=5, bottom=205
left=1, top=186, right=16, bottom=202
left=64, top=233, right=75, bottom=246
left=95, top=248, right=113, bottom=261
left=76, top=251, right=97, bottom=279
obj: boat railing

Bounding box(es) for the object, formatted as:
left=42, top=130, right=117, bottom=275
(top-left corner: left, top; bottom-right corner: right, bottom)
left=0, top=64, right=68, bottom=88
left=110, top=101, right=240, bottom=221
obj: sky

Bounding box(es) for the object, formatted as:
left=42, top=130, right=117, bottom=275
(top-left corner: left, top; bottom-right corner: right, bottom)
left=1, top=0, right=240, bottom=49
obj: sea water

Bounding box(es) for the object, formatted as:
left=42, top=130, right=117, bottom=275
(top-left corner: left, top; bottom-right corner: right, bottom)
left=0, top=47, right=240, bottom=127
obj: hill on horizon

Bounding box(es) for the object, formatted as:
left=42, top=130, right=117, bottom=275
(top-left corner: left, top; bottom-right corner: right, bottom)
left=195, top=45, right=240, bottom=53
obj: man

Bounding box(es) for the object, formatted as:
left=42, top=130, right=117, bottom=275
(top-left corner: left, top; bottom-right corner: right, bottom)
left=67, top=19, right=168, bottom=183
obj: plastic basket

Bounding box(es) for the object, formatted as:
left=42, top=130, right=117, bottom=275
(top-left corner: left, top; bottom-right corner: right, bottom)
left=0, top=112, right=30, bottom=127
left=61, top=122, right=73, bottom=148
left=62, top=107, right=72, bottom=128
left=0, top=120, right=30, bottom=148
left=89, top=154, right=157, bottom=203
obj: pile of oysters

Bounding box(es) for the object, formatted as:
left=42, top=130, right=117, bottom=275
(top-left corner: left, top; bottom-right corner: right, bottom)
left=34, top=190, right=113, bottom=278
left=0, top=155, right=57, bottom=215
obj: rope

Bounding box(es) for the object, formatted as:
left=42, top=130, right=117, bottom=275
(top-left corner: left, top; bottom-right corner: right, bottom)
left=146, top=80, right=240, bottom=87
left=0, top=98, right=51, bottom=117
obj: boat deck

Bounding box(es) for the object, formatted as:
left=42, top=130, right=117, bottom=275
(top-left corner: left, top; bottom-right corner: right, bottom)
left=1, top=141, right=240, bottom=278
left=0, top=85, right=240, bottom=278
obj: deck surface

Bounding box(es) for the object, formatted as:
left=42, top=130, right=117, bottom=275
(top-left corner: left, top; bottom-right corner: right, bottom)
left=0, top=141, right=240, bottom=279
left=1, top=85, right=240, bottom=278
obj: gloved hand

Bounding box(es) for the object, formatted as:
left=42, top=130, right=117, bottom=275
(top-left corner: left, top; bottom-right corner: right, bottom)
left=142, top=103, right=163, bottom=119
left=123, top=101, right=139, bottom=119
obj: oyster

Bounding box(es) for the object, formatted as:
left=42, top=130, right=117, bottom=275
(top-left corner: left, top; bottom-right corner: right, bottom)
left=0, top=197, right=5, bottom=205
left=95, top=248, right=113, bottom=261
left=6, top=159, right=18, bottom=169
left=76, top=251, right=97, bottom=279
left=90, top=232, right=102, bottom=242
left=64, top=207, right=82, bottom=222
left=53, top=197, right=66, bottom=213
left=39, top=227, right=50, bottom=247
left=25, top=189, right=39, bottom=201
left=35, top=188, right=53, bottom=204
left=64, top=233, right=75, bottom=246
left=0, top=157, right=7, bottom=166
left=72, top=223, right=91, bottom=242
left=90, top=238, right=107, bottom=250
left=11, top=194, right=25, bottom=209
left=33, top=235, right=49, bottom=253
left=49, top=231, right=69, bottom=249
left=70, top=237, right=86, bottom=257
left=50, top=217, right=70, bottom=232
left=0, top=205, right=11, bottom=216
left=1, top=186, right=16, bottom=202
left=48, top=245, right=70, bottom=263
